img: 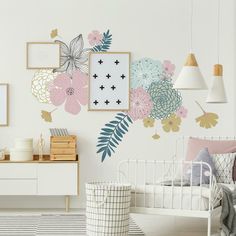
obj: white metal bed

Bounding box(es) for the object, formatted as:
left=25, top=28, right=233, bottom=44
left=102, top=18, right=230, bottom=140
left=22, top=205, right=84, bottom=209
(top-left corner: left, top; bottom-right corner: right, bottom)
left=118, top=136, right=236, bottom=236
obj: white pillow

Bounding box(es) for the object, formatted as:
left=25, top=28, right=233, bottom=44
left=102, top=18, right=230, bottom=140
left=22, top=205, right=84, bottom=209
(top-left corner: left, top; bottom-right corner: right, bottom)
left=212, top=153, right=235, bottom=184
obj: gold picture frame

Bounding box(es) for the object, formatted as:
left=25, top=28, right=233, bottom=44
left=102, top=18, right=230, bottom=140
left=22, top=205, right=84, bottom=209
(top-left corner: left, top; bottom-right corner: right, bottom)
left=0, top=84, right=9, bottom=126
left=88, top=52, right=131, bottom=111
left=26, top=42, right=61, bottom=69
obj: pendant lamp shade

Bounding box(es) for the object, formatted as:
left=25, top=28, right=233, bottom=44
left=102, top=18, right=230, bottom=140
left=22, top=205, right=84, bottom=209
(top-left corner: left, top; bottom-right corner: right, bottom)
left=206, top=64, right=227, bottom=103
left=173, top=53, right=207, bottom=90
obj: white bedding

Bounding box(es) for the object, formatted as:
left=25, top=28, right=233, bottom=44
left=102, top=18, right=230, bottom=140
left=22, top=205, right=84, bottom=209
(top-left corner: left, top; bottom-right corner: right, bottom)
left=131, top=183, right=230, bottom=211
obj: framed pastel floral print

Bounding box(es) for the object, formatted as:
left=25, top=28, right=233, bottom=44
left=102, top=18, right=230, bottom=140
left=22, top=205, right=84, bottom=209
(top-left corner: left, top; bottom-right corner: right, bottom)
left=0, top=84, right=8, bottom=126
left=88, top=52, right=130, bottom=111
left=26, top=42, right=61, bottom=69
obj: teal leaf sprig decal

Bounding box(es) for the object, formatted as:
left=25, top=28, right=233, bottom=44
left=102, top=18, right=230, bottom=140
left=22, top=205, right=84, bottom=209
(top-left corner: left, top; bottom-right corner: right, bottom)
left=97, top=113, right=133, bottom=162
left=92, top=30, right=112, bottom=52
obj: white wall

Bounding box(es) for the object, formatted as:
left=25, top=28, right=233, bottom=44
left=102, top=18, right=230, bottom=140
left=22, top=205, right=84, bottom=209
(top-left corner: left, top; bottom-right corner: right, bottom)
left=0, top=0, right=235, bottom=208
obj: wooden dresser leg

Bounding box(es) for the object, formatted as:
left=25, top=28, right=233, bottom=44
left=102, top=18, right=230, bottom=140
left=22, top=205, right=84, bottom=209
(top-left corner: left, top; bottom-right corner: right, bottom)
left=65, top=195, right=70, bottom=212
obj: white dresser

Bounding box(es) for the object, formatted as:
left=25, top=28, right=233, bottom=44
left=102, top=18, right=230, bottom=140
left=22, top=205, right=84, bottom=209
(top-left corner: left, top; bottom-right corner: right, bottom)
left=0, top=159, right=79, bottom=211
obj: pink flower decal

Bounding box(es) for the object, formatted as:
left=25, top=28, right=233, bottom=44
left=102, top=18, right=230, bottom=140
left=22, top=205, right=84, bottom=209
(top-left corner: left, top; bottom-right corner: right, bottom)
left=88, top=30, right=103, bottom=46
left=49, top=70, right=88, bottom=115
left=127, top=87, right=153, bottom=121
left=163, top=60, right=175, bottom=76
left=176, top=106, right=188, bottom=118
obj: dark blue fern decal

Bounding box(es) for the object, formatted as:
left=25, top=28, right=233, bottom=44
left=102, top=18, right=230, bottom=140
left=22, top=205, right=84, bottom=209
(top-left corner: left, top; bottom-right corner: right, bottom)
left=97, top=113, right=133, bottom=162
left=92, top=30, right=112, bottom=52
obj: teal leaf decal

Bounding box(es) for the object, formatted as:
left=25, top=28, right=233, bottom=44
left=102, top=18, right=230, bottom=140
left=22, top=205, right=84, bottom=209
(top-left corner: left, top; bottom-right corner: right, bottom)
left=92, top=30, right=112, bottom=52
left=96, top=113, right=133, bottom=162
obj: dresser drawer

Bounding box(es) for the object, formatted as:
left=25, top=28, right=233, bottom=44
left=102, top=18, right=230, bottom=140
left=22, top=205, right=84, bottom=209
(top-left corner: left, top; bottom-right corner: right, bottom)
left=0, top=180, right=37, bottom=195
left=38, top=163, right=78, bottom=195
left=0, top=164, right=37, bottom=178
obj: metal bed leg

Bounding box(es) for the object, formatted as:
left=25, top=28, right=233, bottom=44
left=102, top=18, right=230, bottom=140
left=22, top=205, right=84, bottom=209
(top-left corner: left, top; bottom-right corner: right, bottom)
left=207, top=215, right=211, bottom=236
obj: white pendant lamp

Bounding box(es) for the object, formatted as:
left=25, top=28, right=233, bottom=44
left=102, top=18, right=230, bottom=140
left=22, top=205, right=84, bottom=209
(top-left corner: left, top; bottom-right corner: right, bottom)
left=206, top=64, right=226, bottom=103
left=206, top=0, right=227, bottom=103
left=174, top=0, right=207, bottom=90
left=174, top=53, right=207, bottom=89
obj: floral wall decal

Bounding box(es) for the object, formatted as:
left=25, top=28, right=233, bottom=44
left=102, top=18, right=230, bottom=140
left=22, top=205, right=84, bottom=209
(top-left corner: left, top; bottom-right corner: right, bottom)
left=195, top=101, right=219, bottom=129
left=53, top=34, right=92, bottom=74
left=127, top=87, right=153, bottom=121
left=176, top=106, right=188, bottom=118
left=49, top=71, right=88, bottom=115
left=31, top=69, right=58, bottom=104
left=92, top=30, right=112, bottom=52
left=131, top=58, right=163, bottom=89
left=143, top=117, right=155, bottom=128
left=88, top=30, right=103, bottom=46
left=163, top=60, right=175, bottom=77
left=148, top=80, right=182, bottom=119
left=30, top=29, right=112, bottom=121
left=97, top=58, right=185, bottom=162
left=161, top=114, right=181, bottom=132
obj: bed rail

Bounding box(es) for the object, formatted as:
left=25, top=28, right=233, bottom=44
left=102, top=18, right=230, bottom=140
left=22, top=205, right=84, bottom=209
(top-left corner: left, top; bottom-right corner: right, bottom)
left=118, top=159, right=222, bottom=215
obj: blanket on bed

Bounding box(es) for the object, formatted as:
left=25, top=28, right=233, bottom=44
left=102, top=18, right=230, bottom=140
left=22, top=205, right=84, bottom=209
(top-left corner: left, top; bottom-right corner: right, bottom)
left=220, top=185, right=236, bottom=236
left=160, top=179, right=190, bottom=186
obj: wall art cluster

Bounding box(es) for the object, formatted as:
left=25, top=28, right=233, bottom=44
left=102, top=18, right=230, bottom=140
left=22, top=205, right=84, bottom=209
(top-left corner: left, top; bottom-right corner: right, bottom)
left=27, top=29, right=219, bottom=163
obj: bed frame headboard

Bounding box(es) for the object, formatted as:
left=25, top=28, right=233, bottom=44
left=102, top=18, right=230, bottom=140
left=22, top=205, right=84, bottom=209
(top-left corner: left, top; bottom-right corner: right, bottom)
left=175, top=136, right=236, bottom=161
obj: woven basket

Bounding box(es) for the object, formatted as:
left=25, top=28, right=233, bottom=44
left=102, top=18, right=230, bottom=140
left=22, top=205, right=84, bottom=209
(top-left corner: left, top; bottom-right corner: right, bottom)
left=86, top=182, right=131, bottom=236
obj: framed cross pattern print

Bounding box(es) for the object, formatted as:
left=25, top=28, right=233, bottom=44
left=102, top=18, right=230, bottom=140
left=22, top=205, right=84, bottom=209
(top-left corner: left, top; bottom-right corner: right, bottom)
left=88, top=52, right=130, bottom=111
left=0, top=84, right=8, bottom=126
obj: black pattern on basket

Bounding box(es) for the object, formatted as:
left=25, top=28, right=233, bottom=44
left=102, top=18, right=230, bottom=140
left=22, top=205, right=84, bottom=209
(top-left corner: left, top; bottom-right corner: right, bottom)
left=86, top=182, right=131, bottom=236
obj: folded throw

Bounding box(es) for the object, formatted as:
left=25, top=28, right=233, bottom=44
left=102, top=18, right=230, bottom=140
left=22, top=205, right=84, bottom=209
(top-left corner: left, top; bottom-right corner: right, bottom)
left=220, top=185, right=236, bottom=236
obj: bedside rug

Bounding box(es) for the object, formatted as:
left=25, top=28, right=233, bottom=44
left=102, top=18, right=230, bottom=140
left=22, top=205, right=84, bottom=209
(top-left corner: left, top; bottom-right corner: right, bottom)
left=0, top=214, right=145, bottom=236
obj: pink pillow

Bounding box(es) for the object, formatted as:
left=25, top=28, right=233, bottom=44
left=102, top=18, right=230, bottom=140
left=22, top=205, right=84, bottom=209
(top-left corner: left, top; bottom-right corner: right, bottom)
left=186, top=137, right=236, bottom=161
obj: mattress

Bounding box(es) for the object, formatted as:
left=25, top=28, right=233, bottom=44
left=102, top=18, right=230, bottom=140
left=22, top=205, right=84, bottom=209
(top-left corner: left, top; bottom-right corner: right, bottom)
left=131, top=183, right=227, bottom=211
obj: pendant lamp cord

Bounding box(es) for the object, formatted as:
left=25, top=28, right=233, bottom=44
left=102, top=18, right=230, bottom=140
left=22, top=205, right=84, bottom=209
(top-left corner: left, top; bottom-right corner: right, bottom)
left=217, top=0, right=220, bottom=64
left=190, top=0, right=193, bottom=53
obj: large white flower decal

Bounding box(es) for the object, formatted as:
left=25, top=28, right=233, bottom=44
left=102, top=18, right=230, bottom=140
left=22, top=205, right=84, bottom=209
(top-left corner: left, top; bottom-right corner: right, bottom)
left=53, top=34, right=92, bottom=74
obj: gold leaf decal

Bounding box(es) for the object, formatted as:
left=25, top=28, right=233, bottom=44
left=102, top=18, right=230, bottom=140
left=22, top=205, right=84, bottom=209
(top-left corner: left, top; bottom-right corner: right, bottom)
left=50, top=29, right=58, bottom=39
left=195, top=101, right=219, bottom=129
left=152, top=133, right=160, bottom=140
left=41, top=108, right=57, bottom=122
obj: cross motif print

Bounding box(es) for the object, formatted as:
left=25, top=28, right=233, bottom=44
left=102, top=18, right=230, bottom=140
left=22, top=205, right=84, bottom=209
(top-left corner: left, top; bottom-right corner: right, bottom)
left=106, top=74, right=111, bottom=79
left=93, top=74, right=98, bottom=79
left=111, top=85, right=116, bottom=90
left=93, top=100, right=99, bottom=105
left=89, top=52, right=130, bottom=110
left=98, top=59, right=103, bottom=64
left=100, top=85, right=105, bottom=90
left=104, top=100, right=110, bottom=105
left=120, top=74, right=126, bottom=79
